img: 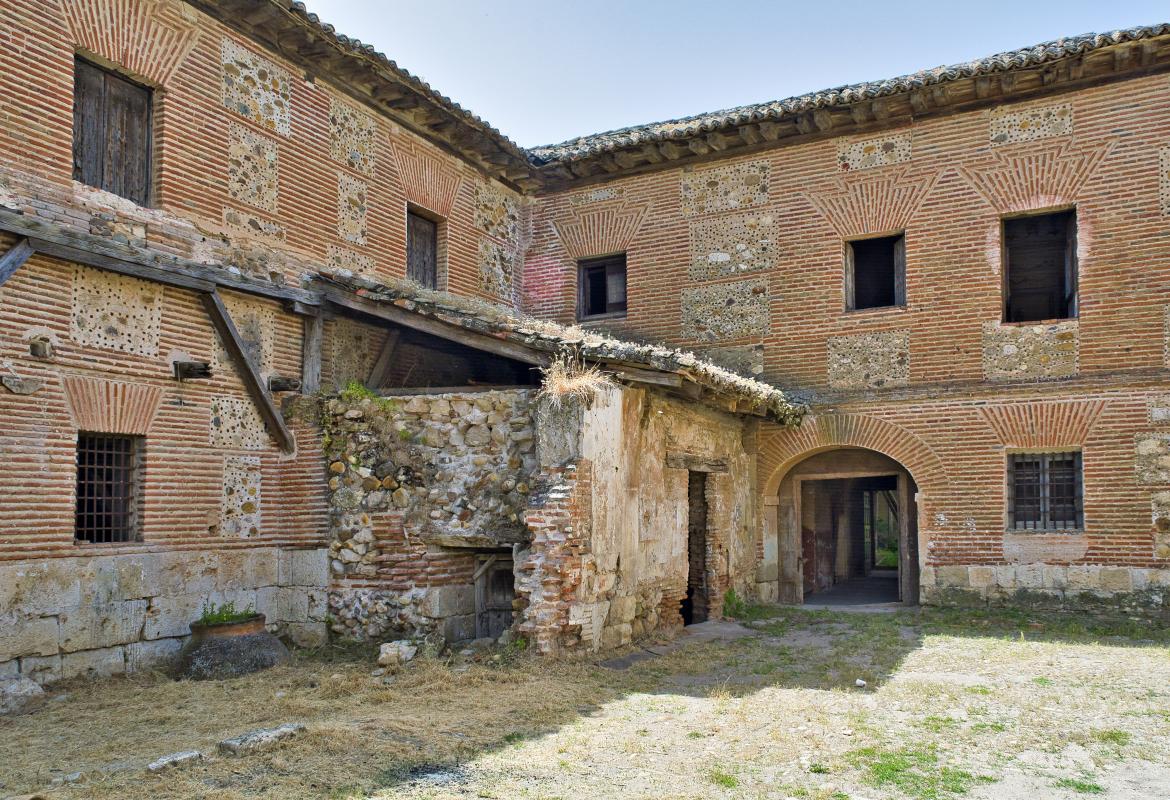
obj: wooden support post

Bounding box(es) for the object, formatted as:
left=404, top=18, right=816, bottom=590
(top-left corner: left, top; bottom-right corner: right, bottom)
left=0, top=237, right=33, bottom=287
left=301, top=314, right=323, bottom=395
left=366, top=328, right=401, bottom=389
left=201, top=291, right=296, bottom=454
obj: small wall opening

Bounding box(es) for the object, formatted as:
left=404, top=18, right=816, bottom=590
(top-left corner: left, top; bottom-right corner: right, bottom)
left=475, top=555, right=515, bottom=639
left=682, top=470, right=709, bottom=625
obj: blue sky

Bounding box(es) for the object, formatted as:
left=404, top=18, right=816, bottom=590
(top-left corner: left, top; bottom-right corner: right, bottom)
left=301, top=1, right=1167, bottom=148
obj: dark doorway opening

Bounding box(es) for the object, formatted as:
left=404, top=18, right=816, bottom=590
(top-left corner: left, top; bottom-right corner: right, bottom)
left=682, top=470, right=709, bottom=625
left=475, top=555, right=515, bottom=639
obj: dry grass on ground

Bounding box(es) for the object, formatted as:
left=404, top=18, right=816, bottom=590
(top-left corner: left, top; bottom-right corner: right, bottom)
left=2, top=608, right=1169, bottom=800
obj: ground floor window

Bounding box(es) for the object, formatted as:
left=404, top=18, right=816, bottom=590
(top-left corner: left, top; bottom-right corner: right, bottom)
left=1007, top=451, right=1083, bottom=531
left=75, top=433, right=142, bottom=543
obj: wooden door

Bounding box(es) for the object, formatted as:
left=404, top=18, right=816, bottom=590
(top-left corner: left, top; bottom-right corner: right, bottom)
left=475, top=558, right=514, bottom=639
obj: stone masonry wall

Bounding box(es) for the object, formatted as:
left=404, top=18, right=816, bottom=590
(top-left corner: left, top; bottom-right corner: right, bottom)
left=321, top=389, right=537, bottom=643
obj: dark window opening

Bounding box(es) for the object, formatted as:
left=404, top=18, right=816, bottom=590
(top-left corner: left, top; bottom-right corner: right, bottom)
left=682, top=470, right=709, bottom=625
left=1004, top=210, right=1077, bottom=323
left=578, top=254, right=627, bottom=319
left=847, top=234, right=904, bottom=310
left=75, top=433, right=142, bottom=544
left=73, top=57, right=152, bottom=206
left=406, top=210, right=439, bottom=289
left=1008, top=451, right=1083, bottom=531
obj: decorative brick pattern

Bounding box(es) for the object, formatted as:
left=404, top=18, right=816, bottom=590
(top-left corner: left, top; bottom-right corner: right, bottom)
left=220, top=37, right=292, bottom=136
left=213, top=294, right=275, bottom=380
left=827, top=330, right=910, bottom=390
left=328, top=97, right=377, bottom=175
left=221, top=455, right=262, bottom=537
left=209, top=395, right=268, bottom=450
left=479, top=239, right=515, bottom=300
left=474, top=182, right=520, bottom=243
left=60, top=0, right=200, bottom=86
left=698, top=344, right=765, bottom=378
left=805, top=169, right=939, bottom=238
left=982, top=321, right=1078, bottom=381
left=227, top=123, right=279, bottom=213
left=836, top=132, right=912, bottom=171
left=979, top=400, right=1107, bottom=448
left=325, top=244, right=375, bottom=277
left=390, top=140, right=462, bottom=217
left=959, top=142, right=1110, bottom=213
left=70, top=266, right=163, bottom=357
left=688, top=212, right=778, bottom=280
left=680, top=160, right=769, bottom=216
left=552, top=201, right=647, bottom=260
left=680, top=278, right=769, bottom=341
left=1135, top=433, right=1170, bottom=485
left=337, top=173, right=368, bottom=246
left=61, top=375, right=163, bottom=435
left=990, top=103, right=1072, bottom=146
left=222, top=206, right=285, bottom=241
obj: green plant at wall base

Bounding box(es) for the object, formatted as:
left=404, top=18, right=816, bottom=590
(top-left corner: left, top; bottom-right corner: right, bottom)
left=198, top=600, right=256, bottom=625
left=338, top=381, right=399, bottom=413
left=722, top=588, right=771, bottom=621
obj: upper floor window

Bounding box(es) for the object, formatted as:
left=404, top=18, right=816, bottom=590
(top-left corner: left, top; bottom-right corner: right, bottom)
left=1003, top=210, right=1077, bottom=323
left=1007, top=451, right=1083, bottom=531
left=406, top=210, right=439, bottom=289
left=846, top=234, right=905, bottom=311
left=578, top=254, right=627, bottom=320
left=73, top=57, right=152, bottom=206
left=75, top=433, right=142, bottom=544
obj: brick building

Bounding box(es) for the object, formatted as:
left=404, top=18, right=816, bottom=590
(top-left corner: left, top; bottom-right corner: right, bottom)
left=0, top=0, right=1168, bottom=683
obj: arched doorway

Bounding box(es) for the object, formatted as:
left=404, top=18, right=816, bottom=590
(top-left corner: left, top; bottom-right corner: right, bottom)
left=774, top=448, right=920, bottom=606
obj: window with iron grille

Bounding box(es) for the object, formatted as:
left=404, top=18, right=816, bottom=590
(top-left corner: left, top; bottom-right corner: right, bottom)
left=1007, top=451, right=1083, bottom=531
left=75, top=433, right=142, bottom=543
left=578, top=254, right=627, bottom=320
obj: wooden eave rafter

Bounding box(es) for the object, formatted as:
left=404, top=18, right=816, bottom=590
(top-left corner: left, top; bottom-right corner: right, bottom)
left=533, top=34, right=1170, bottom=192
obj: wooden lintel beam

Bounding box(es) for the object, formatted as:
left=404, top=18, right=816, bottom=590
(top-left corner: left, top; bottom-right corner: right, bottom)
left=30, top=236, right=212, bottom=292
left=201, top=291, right=296, bottom=454
left=0, top=237, right=34, bottom=288
left=322, top=289, right=550, bottom=367
left=603, top=363, right=683, bottom=388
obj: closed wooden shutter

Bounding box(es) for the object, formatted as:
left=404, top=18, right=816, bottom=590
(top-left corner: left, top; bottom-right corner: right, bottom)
left=72, top=57, right=152, bottom=206
left=407, top=212, right=438, bottom=288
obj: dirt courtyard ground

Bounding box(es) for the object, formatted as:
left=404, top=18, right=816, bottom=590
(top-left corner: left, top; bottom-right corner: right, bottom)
left=2, top=606, right=1169, bottom=800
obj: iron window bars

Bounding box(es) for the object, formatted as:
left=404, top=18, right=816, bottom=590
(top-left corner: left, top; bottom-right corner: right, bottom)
left=1007, top=451, right=1083, bottom=531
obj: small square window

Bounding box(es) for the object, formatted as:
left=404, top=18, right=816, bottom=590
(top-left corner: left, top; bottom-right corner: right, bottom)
left=406, top=210, right=439, bottom=289
left=75, top=433, right=142, bottom=544
left=846, top=234, right=904, bottom=310
left=1003, top=210, right=1077, bottom=323
left=578, top=254, right=627, bottom=320
left=73, top=57, right=152, bottom=206
left=1007, top=451, right=1083, bottom=531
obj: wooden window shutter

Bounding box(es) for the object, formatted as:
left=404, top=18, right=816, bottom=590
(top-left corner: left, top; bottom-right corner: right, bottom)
left=407, top=212, right=438, bottom=289
left=893, top=235, right=906, bottom=307
left=73, top=57, right=152, bottom=206
left=73, top=59, right=106, bottom=190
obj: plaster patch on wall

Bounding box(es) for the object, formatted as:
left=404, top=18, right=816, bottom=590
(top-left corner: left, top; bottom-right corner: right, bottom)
left=1149, top=395, right=1170, bottom=425
left=220, top=37, right=291, bottom=136
left=212, top=294, right=275, bottom=381
left=474, top=182, right=520, bottom=244
left=209, top=395, right=268, bottom=450
left=680, top=160, right=769, bottom=216
left=827, top=330, right=910, bottom=390
left=222, top=206, right=285, bottom=241
left=836, top=132, right=912, bottom=172
left=1160, top=146, right=1170, bottom=216
left=697, top=344, right=764, bottom=378
left=479, top=239, right=514, bottom=300
left=70, top=266, right=163, bottom=357
left=569, top=186, right=623, bottom=206
left=1136, top=434, right=1170, bottom=485
left=680, top=279, right=769, bottom=342
left=326, top=244, right=375, bottom=277
left=981, top=321, right=1078, bottom=381
left=329, top=97, right=377, bottom=175
left=688, top=213, right=778, bottom=280
left=1152, top=491, right=1170, bottom=559
left=227, top=123, right=279, bottom=213
left=330, top=319, right=379, bottom=388
left=990, top=103, right=1072, bottom=146
left=221, top=455, right=262, bottom=537
left=337, top=173, right=368, bottom=246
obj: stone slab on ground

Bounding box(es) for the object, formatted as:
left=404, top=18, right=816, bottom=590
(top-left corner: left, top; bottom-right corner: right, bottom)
left=0, top=676, right=45, bottom=715
left=599, top=620, right=757, bottom=670
left=218, top=723, right=305, bottom=755
left=147, top=750, right=204, bottom=772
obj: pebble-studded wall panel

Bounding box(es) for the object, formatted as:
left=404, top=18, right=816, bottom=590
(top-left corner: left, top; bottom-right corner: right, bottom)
left=212, top=293, right=275, bottom=381
left=1160, top=146, right=1170, bottom=216
left=1135, top=433, right=1170, bottom=485
left=1151, top=491, right=1170, bottom=559
left=474, top=181, right=521, bottom=244
left=679, top=160, right=770, bottom=216
left=337, top=173, right=368, bottom=246
left=569, top=186, right=623, bottom=206
left=688, top=212, right=778, bottom=280
left=989, top=103, right=1072, bottom=146
left=70, top=266, right=163, bottom=357
left=827, top=330, right=911, bottom=390
left=326, top=244, right=376, bottom=278
left=982, top=321, right=1078, bottom=381
left=836, top=132, right=912, bottom=172
left=1149, top=395, right=1170, bottom=425
left=220, top=37, right=291, bottom=136
left=221, top=454, right=262, bottom=537
left=222, top=206, right=285, bottom=241
left=479, top=239, right=515, bottom=300
left=209, top=394, right=268, bottom=450
left=680, top=278, right=769, bottom=341
left=227, top=122, right=279, bottom=213
left=328, top=96, right=377, bottom=175
left=330, top=319, right=381, bottom=388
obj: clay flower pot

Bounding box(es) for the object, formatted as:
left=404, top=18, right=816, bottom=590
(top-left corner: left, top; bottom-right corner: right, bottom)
left=176, top=613, right=291, bottom=680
